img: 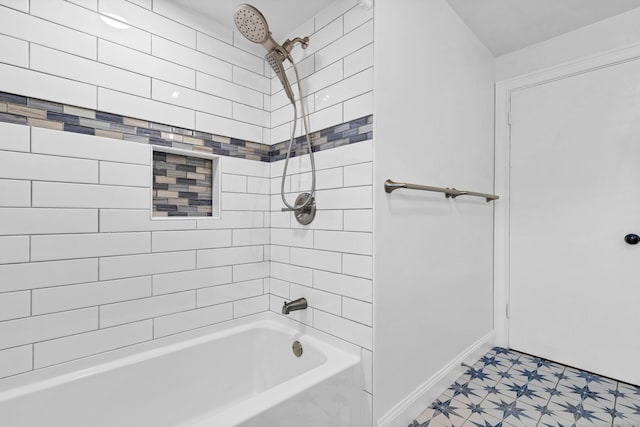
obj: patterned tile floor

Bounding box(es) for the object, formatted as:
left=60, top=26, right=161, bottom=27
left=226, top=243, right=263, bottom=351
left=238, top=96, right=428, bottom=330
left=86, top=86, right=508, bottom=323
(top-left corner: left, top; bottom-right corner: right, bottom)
left=410, top=347, right=640, bottom=427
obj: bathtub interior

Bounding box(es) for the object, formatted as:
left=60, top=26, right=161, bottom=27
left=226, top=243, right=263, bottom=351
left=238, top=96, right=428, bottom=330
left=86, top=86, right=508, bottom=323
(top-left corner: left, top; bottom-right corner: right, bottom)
left=0, top=316, right=361, bottom=427
left=250, top=326, right=327, bottom=393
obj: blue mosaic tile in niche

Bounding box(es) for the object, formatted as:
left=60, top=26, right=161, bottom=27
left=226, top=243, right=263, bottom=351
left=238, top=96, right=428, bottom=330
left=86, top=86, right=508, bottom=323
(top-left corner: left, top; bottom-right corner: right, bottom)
left=152, top=150, right=213, bottom=217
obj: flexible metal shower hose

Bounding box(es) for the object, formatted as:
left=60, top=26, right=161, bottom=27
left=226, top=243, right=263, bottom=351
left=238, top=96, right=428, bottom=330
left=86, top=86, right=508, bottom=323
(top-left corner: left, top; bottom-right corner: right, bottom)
left=279, top=58, right=316, bottom=212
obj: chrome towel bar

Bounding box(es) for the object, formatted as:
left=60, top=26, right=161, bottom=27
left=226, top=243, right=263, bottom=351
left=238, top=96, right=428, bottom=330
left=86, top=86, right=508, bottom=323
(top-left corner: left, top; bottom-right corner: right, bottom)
left=384, top=179, right=499, bottom=203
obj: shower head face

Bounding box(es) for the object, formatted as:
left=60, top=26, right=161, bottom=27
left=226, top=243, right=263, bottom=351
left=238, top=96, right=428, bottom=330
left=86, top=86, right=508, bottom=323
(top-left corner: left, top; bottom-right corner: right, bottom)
left=234, top=4, right=270, bottom=44
left=233, top=3, right=295, bottom=105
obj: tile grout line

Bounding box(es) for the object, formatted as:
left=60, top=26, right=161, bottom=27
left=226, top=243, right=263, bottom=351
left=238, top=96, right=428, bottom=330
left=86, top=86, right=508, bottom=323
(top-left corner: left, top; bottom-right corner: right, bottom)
left=535, top=365, right=564, bottom=427
left=611, top=382, right=618, bottom=427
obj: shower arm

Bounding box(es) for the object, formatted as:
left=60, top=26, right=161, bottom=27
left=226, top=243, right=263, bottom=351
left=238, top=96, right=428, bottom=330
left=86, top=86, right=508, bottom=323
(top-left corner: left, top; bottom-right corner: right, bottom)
left=281, top=37, right=310, bottom=57
left=266, top=37, right=308, bottom=68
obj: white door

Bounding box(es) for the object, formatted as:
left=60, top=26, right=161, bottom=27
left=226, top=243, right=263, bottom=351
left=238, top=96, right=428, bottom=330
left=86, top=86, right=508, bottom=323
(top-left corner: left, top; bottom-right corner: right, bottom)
left=509, top=57, right=640, bottom=385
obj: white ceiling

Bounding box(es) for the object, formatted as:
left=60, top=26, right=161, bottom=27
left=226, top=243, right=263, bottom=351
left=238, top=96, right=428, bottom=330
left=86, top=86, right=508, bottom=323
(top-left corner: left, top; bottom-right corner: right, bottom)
left=445, top=0, right=640, bottom=56
left=171, top=0, right=335, bottom=41
left=171, top=0, right=640, bottom=57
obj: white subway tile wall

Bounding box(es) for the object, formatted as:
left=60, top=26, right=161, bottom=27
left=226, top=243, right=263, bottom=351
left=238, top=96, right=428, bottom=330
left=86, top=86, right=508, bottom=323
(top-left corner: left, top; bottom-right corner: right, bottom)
left=0, top=124, right=271, bottom=375
left=0, top=63, right=98, bottom=109
left=269, top=2, right=373, bottom=143
left=31, top=44, right=152, bottom=98
left=0, top=6, right=97, bottom=60
left=269, top=140, right=373, bottom=409
left=0, top=0, right=374, bottom=419
left=0, top=0, right=269, bottom=142
left=33, top=320, right=153, bottom=369
left=0, top=290, right=30, bottom=321
left=0, top=345, right=32, bottom=378
left=0, top=121, right=29, bottom=152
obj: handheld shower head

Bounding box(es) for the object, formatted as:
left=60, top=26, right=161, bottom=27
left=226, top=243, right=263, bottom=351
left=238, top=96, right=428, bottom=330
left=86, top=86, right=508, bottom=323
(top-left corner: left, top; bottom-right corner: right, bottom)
left=265, top=51, right=296, bottom=105
left=234, top=4, right=296, bottom=104
left=233, top=4, right=316, bottom=221
left=234, top=4, right=270, bottom=45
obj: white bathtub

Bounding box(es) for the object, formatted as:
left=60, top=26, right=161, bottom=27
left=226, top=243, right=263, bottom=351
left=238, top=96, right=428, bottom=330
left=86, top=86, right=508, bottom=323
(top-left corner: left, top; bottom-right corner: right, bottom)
left=0, top=313, right=363, bottom=427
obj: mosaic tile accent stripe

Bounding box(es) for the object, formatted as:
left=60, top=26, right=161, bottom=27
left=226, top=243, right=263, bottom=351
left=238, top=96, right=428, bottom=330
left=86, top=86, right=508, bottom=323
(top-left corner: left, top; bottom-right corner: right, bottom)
left=152, top=150, right=213, bottom=217
left=0, top=91, right=373, bottom=162
left=269, top=115, right=374, bottom=161
left=0, top=91, right=270, bottom=161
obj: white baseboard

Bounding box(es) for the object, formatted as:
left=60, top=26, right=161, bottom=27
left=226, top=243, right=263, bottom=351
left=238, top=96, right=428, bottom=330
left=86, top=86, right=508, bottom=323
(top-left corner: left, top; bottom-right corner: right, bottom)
left=376, top=331, right=495, bottom=427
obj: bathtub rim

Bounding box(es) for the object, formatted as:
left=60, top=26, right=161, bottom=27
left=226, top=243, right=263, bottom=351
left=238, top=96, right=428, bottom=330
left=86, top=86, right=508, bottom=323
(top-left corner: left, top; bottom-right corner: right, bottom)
left=0, top=311, right=361, bottom=403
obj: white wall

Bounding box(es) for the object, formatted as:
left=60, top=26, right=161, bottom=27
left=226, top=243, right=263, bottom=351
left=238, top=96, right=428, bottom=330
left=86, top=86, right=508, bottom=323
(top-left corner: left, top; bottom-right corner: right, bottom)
left=493, top=2, right=640, bottom=357
left=496, top=7, right=640, bottom=81
left=373, top=0, right=495, bottom=423
left=0, top=0, right=270, bottom=143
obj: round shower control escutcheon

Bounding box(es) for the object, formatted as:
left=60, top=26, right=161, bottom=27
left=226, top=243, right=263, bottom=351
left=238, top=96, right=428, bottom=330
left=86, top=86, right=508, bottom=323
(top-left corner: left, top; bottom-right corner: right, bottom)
left=293, top=193, right=316, bottom=225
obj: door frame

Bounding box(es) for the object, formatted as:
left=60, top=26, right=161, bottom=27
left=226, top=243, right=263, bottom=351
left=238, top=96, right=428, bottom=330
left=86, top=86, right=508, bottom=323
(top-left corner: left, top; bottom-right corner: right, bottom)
left=494, top=41, right=640, bottom=347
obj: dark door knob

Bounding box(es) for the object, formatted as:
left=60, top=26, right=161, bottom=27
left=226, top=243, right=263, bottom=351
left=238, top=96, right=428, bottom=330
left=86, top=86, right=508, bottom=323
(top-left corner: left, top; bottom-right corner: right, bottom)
left=624, top=234, right=640, bottom=245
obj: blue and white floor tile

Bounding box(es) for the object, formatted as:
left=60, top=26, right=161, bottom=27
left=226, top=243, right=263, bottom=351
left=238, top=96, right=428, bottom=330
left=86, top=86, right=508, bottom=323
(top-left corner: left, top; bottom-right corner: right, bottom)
left=409, top=347, right=640, bottom=427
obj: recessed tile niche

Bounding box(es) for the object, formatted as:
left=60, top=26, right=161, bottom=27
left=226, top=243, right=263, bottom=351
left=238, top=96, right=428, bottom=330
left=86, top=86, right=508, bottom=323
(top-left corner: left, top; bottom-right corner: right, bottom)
left=151, top=146, right=220, bottom=218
